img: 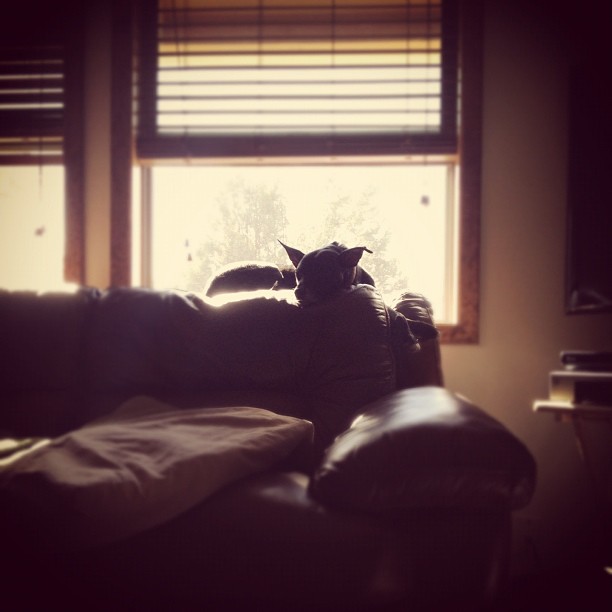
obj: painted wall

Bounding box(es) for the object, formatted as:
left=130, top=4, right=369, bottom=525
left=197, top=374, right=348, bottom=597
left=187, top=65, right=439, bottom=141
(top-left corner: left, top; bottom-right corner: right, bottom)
left=83, top=2, right=112, bottom=289
left=443, top=0, right=612, bottom=573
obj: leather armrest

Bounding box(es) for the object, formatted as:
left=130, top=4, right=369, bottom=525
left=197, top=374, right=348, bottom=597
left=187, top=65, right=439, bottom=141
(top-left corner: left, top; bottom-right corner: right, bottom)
left=389, top=292, right=444, bottom=387
left=310, top=387, right=537, bottom=513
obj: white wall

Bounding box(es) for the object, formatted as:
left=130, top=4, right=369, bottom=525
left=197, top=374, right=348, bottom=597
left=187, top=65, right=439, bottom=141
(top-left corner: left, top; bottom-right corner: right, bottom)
left=443, top=0, right=612, bottom=573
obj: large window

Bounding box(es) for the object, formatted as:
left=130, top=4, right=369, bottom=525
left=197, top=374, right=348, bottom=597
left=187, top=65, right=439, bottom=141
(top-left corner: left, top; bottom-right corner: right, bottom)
left=134, top=0, right=481, bottom=341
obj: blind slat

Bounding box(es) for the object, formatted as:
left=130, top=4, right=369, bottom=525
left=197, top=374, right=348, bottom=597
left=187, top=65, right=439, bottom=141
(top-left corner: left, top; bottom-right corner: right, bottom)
left=0, top=94, right=64, bottom=106
left=0, top=43, right=66, bottom=163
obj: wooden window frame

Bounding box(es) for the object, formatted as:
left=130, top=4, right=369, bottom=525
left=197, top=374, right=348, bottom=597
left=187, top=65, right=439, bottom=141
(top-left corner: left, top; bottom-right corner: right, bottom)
left=437, top=0, right=482, bottom=343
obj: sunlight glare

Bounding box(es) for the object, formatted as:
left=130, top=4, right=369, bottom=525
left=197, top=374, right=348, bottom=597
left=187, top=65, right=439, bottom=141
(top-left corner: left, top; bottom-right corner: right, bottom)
left=0, top=166, right=66, bottom=291
left=145, top=164, right=453, bottom=322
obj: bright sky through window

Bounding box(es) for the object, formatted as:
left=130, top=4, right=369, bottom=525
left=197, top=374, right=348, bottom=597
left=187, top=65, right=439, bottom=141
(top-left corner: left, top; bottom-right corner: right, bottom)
left=142, top=164, right=456, bottom=322
left=0, top=166, right=66, bottom=291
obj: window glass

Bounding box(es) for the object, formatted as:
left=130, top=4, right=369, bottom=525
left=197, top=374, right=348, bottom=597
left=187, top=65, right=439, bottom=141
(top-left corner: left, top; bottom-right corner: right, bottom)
left=144, top=163, right=455, bottom=322
left=0, top=166, right=66, bottom=290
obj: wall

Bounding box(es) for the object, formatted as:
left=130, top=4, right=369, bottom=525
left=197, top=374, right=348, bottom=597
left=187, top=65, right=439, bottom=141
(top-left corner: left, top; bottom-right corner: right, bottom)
left=83, top=1, right=112, bottom=289
left=443, top=0, right=612, bottom=574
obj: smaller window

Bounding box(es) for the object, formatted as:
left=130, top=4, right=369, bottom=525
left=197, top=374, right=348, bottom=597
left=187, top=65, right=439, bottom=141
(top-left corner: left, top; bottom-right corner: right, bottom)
left=0, top=0, right=86, bottom=288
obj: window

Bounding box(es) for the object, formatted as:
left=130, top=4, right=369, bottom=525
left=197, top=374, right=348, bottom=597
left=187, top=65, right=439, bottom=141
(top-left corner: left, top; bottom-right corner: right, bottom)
left=0, top=1, right=85, bottom=289
left=139, top=162, right=457, bottom=321
left=135, top=0, right=482, bottom=341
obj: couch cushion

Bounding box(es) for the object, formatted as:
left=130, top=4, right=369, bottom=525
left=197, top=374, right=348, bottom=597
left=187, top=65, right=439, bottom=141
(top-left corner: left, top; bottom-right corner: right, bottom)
left=0, top=288, right=97, bottom=393
left=80, top=471, right=413, bottom=610
left=86, top=286, right=396, bottom=452
left=0, top=288, right=99, bottom=435
left=0, top=391, right=83, bottom=438
left=85, top=288, right=307, bottom=393
left=310, top=387, right=537, bottom=512
left=0, top=396, right=313, bottom=549
left=296, top=285, right=396, bottom=451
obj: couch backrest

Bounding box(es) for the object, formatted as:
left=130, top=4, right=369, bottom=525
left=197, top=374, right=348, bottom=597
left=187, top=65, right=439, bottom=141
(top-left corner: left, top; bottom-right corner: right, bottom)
left=83, top=285, right=397, bottom=451
left=0, top=288, right=95, bottom=392
left=0, top=286, right=442, bottom=441
left=0, top=288, right=99, bottom=435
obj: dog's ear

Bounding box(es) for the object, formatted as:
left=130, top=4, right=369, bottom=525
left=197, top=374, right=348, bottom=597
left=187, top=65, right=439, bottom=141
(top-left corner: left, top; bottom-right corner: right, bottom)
left=278, top=240, right=305, bottom=268
left=339, top=246, right=373, bottom=269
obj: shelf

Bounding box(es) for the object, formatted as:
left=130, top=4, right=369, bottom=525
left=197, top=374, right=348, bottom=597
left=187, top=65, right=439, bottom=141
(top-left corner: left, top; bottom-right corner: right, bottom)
left=533, top=399, right=612, bottom=418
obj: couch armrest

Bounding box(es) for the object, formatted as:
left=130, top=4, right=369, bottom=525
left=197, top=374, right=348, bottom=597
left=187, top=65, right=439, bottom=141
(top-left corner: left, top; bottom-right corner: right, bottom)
left=310, top=387, right=537, bottom=513
left=389, top=292, right=444, bottom=388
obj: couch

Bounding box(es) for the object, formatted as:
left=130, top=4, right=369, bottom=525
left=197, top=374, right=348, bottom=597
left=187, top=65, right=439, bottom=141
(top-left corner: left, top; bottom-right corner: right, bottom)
left=0, top=284, right=536, bottom=611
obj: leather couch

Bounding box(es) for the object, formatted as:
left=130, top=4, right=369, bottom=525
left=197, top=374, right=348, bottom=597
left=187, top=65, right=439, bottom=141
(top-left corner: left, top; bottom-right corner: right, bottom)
left=0, top=285, right=536, bottom=611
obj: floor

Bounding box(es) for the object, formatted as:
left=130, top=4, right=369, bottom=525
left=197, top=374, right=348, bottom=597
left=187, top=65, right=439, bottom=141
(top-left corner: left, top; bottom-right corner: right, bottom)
left=491, top=562, right=612, bottom=611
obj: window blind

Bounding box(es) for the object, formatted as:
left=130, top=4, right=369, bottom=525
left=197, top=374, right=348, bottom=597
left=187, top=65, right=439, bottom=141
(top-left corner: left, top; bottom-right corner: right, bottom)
left=0, top=6, right=70, bottom=165
left=138, top=0, right=458, bottom=158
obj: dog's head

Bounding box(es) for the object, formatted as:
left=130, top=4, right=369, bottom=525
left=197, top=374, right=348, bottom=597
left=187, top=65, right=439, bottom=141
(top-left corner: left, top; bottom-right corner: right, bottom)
left=279, top=240, right=372, bottom=305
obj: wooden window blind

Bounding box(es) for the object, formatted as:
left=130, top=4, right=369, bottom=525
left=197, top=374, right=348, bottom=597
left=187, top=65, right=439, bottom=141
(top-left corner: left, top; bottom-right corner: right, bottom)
left=0, top=5, right=75, bottom=165
left=137, top=0, right=458, bottom=159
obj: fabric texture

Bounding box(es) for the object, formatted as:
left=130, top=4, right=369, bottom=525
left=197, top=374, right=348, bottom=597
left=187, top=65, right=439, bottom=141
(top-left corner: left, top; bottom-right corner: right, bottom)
left=0, top=397, right=313, bottom=549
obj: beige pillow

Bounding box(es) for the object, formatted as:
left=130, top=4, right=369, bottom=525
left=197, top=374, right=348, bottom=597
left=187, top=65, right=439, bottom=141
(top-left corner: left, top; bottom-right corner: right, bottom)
left=0, top=397, right=313, bottom=549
